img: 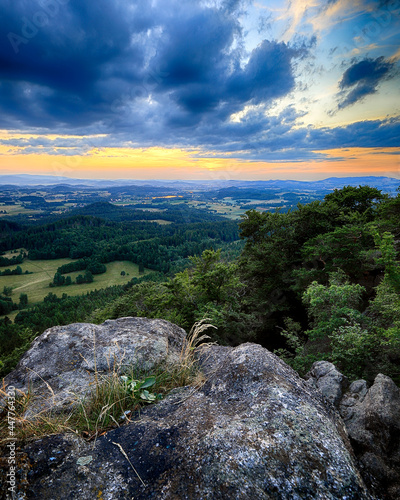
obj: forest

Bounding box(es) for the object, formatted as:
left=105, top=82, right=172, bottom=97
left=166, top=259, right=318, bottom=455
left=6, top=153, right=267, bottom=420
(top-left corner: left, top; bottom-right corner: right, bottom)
left=0, top=185, right=399, bottom=386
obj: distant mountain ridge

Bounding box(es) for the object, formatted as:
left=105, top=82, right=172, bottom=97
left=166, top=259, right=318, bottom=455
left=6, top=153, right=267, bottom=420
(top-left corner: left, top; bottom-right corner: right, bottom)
left=0, top=174, right=398, bottom=193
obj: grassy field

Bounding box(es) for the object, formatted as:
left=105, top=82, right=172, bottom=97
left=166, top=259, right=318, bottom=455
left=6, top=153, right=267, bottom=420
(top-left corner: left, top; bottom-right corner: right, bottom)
left=151, top=219, right=173, bottom=225
left=0, top=258, right=148, bottom=306
left=187, top=200, right=247, bottom=219
left=0, top=204, right=42, bottom=217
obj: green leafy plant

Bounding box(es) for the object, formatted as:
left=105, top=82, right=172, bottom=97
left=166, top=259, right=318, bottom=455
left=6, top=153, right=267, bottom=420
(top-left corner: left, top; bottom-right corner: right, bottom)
left=274, top=318, right=319, bottom=375
left=120, top=375, right=162, bottom=403
left=302, top=270, right=366, bottom=341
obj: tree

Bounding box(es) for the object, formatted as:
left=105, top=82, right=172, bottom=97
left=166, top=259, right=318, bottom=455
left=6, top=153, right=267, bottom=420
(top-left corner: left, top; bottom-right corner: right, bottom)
left=87, top=260, right=106, bottom=275
left=52, top=272, right=66, bottom=286
left=3, top=286, right=12, bottom=297
left=324, top=185, right=384, bottom=218
left=191, top=249, right=238, bottom=304
left=76, top=271, right=94, bottom=284
left=19, top=293, right=28, bottom=308
left=238, top=203, right=340, bottom=344
left=76, top=274, right=83, bottom=284
left=297, top=224, right=373, bottom=285
left=372, top=230, right=400, bottom=293
left=121, top=270, right=126, bottom=276
left=0, top=299, right=13, bottom=315
left=302, top=270, right=366, bottom=341
left=84, top=270, right=94, bottom=283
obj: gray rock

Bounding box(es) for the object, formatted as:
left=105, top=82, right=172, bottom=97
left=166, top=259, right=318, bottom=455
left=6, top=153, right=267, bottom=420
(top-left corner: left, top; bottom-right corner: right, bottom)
left=305, top=362, right=400, bottom=498
left=339, top=379, right=369, bottom=421
left=339, top=374, right=400, bottom=499
left=4, top=342, right=372, bottom=499
left=3, top=317, right=186, bottom=414
left=305, top=360, right=349, bottom=407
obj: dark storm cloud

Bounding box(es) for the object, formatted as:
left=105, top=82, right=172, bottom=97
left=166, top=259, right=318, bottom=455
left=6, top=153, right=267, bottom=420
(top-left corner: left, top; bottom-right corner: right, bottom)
left=226, top=41, right=297, bottom=105
left=1, top=1, right=145, bottom=90
left=0, top=0, right=155, bottom=126
left=307, top=116, right=400, bottom=149
left=155, top=38, right=298, bottom=124
left=0, top=0, right=299, bottom=131
left=336, top=56, right=396, bottom=109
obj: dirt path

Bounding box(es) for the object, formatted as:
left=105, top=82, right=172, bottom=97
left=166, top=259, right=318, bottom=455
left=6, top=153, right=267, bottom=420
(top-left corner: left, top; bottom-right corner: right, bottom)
left=13, top=276, right=51, bottom=291
left=13, top=261, right=53, bottom=291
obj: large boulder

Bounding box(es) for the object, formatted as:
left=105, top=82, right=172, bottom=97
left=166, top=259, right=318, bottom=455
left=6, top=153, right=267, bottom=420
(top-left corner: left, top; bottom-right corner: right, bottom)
left=3, top=317, right=186, bottom=414
left=2, top=338, right=372, bottom=499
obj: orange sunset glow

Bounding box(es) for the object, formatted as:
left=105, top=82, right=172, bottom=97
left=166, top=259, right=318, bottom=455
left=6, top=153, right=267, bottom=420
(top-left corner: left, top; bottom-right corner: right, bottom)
left=0, top=146, right=399, bottom=181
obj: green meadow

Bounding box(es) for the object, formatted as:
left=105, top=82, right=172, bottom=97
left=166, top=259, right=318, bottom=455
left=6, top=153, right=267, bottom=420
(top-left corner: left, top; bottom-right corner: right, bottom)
left=0, top=204, right=42, bottom=217
left=0, top=258, right=147, bottom=306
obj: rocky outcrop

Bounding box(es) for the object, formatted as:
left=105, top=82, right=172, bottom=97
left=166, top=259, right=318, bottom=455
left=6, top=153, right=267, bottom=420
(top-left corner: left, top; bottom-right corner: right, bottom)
left=340, top=374, right=400, bottom=500
left=306, top=361, right=400, bottom=499
left=1, top=319, right=373, bottom=500
left=3, top=317, right=186, bottom=415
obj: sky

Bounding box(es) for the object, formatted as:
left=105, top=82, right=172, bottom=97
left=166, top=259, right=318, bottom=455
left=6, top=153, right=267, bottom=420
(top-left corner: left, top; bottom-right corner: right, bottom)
left=0, top=0, right=399, bottom=181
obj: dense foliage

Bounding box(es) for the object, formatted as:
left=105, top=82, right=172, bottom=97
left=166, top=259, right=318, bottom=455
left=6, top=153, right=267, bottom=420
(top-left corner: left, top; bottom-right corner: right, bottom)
left=0, top=253, right=24, bottom=267
left=238, top=187, right=399, bottom=382
left=0, top=215, right=239, bottom=274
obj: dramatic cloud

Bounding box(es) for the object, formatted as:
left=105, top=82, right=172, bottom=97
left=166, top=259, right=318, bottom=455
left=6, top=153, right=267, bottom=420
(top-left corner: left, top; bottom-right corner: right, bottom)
left=0, top=0, right=399, bottom=171
left=337, top=56, right=396, bottom=109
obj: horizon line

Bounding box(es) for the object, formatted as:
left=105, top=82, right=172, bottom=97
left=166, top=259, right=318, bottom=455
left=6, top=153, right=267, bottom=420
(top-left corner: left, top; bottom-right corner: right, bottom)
left=1, top=173, right=400, bottom=183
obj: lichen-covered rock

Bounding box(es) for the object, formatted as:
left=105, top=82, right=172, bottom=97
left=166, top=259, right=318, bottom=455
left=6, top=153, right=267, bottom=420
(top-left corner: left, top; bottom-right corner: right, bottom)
left=305, top=361, right=349, bottom=407
left=6, top=343, right=372, bottom=499
left=339, top=374, right=400, bottom=499
left=3, top=317, right=186, bottom=414
left=305, top=362, right=400, bottom=499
